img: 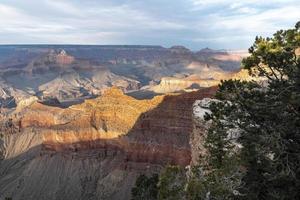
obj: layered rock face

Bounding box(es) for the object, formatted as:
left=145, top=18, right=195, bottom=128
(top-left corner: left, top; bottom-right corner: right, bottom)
left=150, top=76, right=221, bottom=93
left=0, top=45, right=247, bottom=108
left=56, top=50, right=75, bottom=65
left=0, top=86, right=217, bottom=200
left=0, top=79, right=37, bottom=109
left=0, top=45, right=253, bottom=199
left=148, top=64, right=243, bottom=94
left=0, top=45, right=251, bottom=200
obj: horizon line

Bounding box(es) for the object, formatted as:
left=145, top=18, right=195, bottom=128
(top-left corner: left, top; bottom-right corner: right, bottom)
left=0, top=44, right=247, bottom=52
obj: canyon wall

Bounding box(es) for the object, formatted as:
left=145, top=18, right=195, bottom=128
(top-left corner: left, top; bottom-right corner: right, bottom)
left=0, top=86, right=217, bottom=200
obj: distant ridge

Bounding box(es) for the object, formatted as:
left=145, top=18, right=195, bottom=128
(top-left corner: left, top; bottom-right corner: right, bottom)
left=0, top=44, right=165, bottom=49
left=0, top=44, right=247, bottom=53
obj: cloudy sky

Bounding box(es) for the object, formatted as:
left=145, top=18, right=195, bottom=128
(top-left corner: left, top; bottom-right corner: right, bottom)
left=0, top=0, right=299, bottom=50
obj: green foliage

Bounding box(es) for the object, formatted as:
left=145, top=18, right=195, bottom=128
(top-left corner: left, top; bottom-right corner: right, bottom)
left=132, top=166, right=186, bottom=200
left=158, top=166, right=186, bottom=200
left=132, top=21, right=300, bottom=200
left=186, top=161, right=243, bottom=200
left=240, top=21, right=300, bottom=200
left=204, top=100, right=236, bottom=169
left=131, top=174, right=159, bottom=200
left=204, top=21, right=300, bottom=199
left=188, top=92, right=244, bottom=199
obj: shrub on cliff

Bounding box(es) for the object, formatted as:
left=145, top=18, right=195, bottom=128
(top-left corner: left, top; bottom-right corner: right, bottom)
left=131, top=166, right=186, bottom=200
left=131, top=174, right=159, bottom=200
left=157, top=166, right=186, bottom=200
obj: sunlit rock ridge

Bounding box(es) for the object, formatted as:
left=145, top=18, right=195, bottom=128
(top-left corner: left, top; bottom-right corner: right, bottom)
left=0, top=45, right=247, bottom=108
left=0, top=45, right=250, bottom=200
left=0, top=86, right=217, bottom=200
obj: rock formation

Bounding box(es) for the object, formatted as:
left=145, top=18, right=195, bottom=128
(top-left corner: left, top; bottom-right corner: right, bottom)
left=190, top=98, right=220, bottom=164
left=56, top=50, right=75, bottom=65
left=0, top=45, right=250, bottom=199
left=0, top=86, right=217, bottom=200
left=149, top=76, right=221, bottom=93
left=0, top=45, right=247, bottom=108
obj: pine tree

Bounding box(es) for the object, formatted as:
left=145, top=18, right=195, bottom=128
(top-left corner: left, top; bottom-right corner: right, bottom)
left=131, top=174, right=159, bottom=200
left=157, top=166, right=186, bottom=200
left=203, top=21, right=300, bottom=199
left=185, top=21, right=300, bottom=199
left=131, top=21, right=300, bottom=200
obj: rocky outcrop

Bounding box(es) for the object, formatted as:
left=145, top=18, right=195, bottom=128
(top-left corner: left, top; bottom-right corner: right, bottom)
left=0, top=79, right=36, bottom=109
left=29, top=49, right=74, bottom=69
left=15, top=96, right=38, bottom=111
left=0, top=45, right=249, bottom=199
left=191, top=97, right=244, bottom=165
left=150, top=76, right=220, bottom=93
left=56, top=50, right=75, bottom=65
left=190, top=98, right=218, bottom=165
left=0, top=86, right=217, bottom=200
left=0, top=45, right=245, bottom=107
left=148, top=66, right=251, bottom=94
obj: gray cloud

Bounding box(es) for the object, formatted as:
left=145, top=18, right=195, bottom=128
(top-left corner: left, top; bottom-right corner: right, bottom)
left=0, top=0, right=299, bottom=50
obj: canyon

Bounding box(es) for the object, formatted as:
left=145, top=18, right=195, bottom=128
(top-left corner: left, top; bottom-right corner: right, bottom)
left=0, top=86, right=216, bottom=200
left=0, top=45, right=246, bottom=107
left=0, top=45, right=247, bottom=200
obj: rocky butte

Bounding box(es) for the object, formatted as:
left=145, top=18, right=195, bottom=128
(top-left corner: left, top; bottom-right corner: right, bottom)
left=0, top=45, right=252, bottom=199
left=0, top=86, right=217, bottom=200
left=0, top=45, right=247, bottom=108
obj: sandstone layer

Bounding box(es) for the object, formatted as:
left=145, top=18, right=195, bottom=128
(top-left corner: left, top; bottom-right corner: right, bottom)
left=0, top=86, right=217, bottom=200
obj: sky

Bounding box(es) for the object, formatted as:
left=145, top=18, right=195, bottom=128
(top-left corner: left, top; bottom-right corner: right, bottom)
left=0, top=0, right=299, bottom=50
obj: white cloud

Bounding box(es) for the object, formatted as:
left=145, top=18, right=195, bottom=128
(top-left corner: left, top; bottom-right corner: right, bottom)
left=0, top=1, right=186, bottom=45
left=0, top=0, right=299, bottom=49
left=216, top=6, right=300, bottom=33
left=189, top=0, right=300, bottom=45
left=0, top=3, right=73, bottom=33
left=190, top=0, right=296, bottom=6
left=44, top=0, right=84, bottom=17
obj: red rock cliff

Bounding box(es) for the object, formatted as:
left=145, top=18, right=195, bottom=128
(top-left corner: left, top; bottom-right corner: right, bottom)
left=16, top=87, right=216, bottom=167
left=0, top=86, right=217, bottom=200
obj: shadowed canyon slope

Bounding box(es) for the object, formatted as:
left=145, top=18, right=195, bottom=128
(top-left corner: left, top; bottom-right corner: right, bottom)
left=0, top=45, right=249, bottom=200
left=0, top=86, right=217, bottom=200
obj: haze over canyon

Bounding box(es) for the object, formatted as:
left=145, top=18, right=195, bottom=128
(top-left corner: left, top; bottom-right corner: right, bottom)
left=0, top=45, right=249, bottom=199
left=0, top=0, right=299, bottom=198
